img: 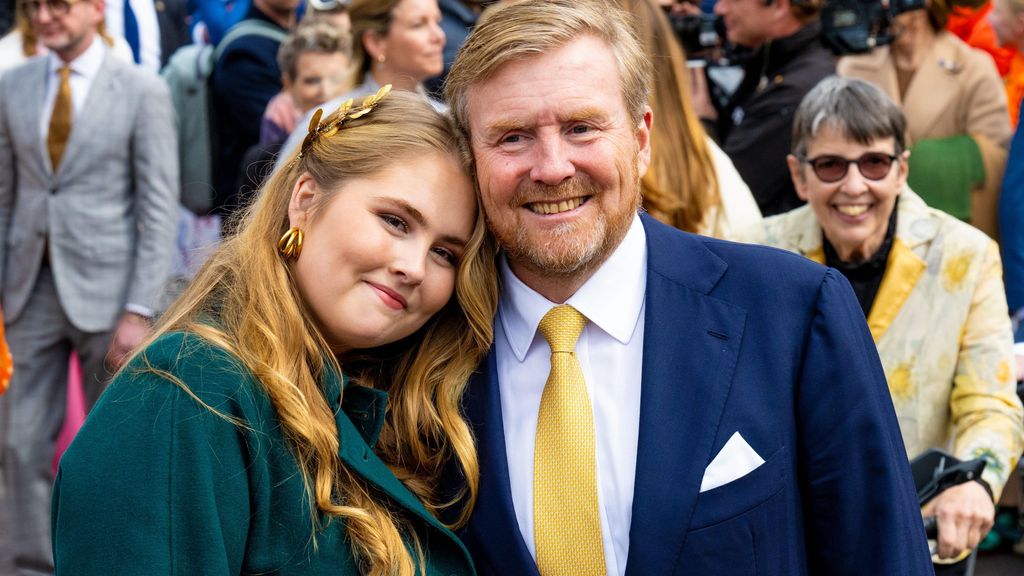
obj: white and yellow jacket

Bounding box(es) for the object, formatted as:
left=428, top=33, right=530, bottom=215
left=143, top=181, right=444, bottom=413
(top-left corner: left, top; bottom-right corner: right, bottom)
left=740, top=189, right=1023, bottom=499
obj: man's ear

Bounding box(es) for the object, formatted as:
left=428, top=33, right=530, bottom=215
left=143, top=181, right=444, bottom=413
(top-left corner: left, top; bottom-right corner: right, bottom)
left=635, top=105, right=654, bottom=177
left=288, top=173, right=320, bottom=229
left=787, top=154, right=810, bottom=201
left=88, top=0, right=106, bottom=27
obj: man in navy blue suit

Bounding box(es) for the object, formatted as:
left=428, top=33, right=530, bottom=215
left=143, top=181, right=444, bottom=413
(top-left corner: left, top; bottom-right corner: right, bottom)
left=444, top=1, right=934, bottom=574
left=210, top=0, right=295, bottom=220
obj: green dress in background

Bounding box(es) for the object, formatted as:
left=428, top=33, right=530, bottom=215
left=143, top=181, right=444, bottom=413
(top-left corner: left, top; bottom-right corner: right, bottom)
left=51, top=331, right=475, bottom=575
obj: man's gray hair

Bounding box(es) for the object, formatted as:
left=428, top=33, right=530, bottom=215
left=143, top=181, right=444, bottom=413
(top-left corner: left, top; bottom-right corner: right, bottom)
left=791, top=76, right=907, bottom=157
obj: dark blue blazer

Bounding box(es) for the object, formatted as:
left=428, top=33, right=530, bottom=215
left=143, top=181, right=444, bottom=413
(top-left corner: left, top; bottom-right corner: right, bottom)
left=461, top=215, right=933, bottom=575
left=1000, top=120, right=1024, bottom=335
left=210, top=6, right=284, bottom=215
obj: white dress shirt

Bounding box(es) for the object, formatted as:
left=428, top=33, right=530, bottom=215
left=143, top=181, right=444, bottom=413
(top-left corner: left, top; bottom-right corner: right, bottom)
left=40, top=36, right=106, bottom=140
left=496, top=214, right=647, bottom=576
left=105, top=0, right=162, bottom=73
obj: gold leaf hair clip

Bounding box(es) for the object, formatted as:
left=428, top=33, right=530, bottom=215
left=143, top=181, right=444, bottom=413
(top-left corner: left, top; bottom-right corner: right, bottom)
left=297, top=84, right=393, bottom=160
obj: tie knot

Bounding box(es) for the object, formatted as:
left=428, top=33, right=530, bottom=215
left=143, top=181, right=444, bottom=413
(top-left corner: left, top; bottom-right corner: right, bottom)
left=538, top=304, right=587, bottom=354
left=58, top=66, right=71, bottom=81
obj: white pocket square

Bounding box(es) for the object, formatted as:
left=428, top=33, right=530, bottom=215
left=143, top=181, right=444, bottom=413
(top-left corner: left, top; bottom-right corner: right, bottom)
left=699, top=432, right=765, bottom=493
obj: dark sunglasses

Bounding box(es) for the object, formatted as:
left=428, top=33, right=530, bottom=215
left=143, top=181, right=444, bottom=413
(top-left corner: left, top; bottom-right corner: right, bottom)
left=19, top=0, right=77, bottom=18
left=799, top=152, right=899, bottom=183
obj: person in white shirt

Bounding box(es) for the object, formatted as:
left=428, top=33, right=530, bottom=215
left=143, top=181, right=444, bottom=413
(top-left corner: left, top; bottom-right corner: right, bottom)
left=441, top=1, right=934, bottom=574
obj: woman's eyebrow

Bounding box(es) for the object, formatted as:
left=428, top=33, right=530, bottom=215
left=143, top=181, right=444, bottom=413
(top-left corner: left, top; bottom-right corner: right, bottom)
left=375, top=196, right=468, bottom=247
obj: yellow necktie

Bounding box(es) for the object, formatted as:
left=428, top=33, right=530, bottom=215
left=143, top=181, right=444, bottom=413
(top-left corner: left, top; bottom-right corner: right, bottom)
left=47, top=66, right=72, bottom=171
left=534, top=304, right=606, bottom=576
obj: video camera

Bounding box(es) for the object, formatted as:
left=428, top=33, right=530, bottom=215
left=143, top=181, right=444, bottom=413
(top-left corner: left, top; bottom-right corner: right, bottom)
left=666, top=13, right=726, bottom=57
left=663, top=0, right=927, bottom=60
left=819, top=0, right=927, bottom=55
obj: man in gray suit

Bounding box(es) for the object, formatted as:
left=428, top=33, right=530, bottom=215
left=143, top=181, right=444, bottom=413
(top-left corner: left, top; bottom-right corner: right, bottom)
left=0, top=0, right=177, bottom=572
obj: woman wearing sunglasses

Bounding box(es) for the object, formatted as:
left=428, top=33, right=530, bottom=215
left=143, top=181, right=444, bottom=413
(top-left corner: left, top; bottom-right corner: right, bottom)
left=741, top=76, right=1023, bottom=576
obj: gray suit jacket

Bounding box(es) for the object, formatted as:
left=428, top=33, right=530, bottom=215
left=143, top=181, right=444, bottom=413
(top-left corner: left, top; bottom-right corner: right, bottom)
left=0, top=47, right=178, bottom=332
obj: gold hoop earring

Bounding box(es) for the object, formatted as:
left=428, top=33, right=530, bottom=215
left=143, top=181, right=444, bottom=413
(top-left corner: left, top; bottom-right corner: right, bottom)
left=278, top=227, right=304, bottom=259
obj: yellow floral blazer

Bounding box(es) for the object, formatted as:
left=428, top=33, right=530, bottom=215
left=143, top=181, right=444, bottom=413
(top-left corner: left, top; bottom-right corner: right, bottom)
left=740, top=189, right=1023, bottom=499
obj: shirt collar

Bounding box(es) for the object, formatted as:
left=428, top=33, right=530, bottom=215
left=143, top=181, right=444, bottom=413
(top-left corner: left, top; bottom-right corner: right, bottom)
left=498, top=214, right=648, bottom=361
left=48, top=35, right=105, bottom=79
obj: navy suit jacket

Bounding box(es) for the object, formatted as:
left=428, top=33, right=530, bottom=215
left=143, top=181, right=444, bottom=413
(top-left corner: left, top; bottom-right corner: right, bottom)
left=210, top=6, right=284, bottom=215
left=460, top=215, right=933, bottom=575
left=1000, top=120, right=1024, bottom=333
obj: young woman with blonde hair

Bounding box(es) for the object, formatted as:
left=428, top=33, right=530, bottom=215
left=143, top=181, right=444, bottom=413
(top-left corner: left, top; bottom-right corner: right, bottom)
left=617, top=0, right=761, bottom=238
left=52, top=89, right=496, bottom=576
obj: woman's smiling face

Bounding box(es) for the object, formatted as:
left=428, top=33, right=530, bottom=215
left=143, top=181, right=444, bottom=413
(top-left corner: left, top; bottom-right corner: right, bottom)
left=288, top=152, right=476, bottom=353
left=788, top=124, right=908, bottom=263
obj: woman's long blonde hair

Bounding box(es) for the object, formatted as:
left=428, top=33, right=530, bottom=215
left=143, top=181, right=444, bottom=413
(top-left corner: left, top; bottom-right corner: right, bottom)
left=144, top=91, right=496, bottom=575
left=617, top=0, right=721, bottom=233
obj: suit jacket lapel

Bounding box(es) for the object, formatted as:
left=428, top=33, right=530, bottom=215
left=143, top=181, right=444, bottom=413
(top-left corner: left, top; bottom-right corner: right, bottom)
left=14, top=60, right=50, bottom=178
left=58, top=51, right=118, bottom=177
left=625, top=216, right=746, bottom=575
left=866, top=190, right=933, bottom=341
left=463, top=350, right=539, bottom=575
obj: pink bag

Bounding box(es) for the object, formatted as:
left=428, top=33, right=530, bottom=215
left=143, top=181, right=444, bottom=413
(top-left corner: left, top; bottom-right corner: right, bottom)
left=52, top=351, right=87, bottom=475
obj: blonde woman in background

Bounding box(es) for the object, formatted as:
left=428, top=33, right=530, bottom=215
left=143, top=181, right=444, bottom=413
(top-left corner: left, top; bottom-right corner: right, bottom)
left=52, top=90, right=497, bottom=575
left=617, top=0, right=761, bottom=238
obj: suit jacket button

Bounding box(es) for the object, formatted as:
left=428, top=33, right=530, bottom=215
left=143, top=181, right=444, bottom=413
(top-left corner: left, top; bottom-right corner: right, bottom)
left=50, top=187, right=57, bottom=195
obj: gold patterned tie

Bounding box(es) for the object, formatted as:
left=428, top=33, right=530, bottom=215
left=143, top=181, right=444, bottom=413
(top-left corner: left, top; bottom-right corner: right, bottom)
left=47, top=66, right=72, bottom=171
left=534, top=304, right=606, bottom=576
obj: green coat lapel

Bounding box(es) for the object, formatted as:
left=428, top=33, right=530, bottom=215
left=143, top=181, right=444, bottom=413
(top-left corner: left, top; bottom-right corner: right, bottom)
left=326, top=371, right=476, bottom=572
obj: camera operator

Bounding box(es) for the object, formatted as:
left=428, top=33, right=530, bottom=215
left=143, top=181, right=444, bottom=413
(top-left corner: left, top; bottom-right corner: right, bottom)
left=697, top=0, right=834, bottom=216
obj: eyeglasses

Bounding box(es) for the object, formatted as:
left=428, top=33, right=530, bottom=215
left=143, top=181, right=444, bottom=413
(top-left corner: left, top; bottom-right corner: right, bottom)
left=799, top=152, right=899, bottom=183
left=19, top=0, right=77, bottom=18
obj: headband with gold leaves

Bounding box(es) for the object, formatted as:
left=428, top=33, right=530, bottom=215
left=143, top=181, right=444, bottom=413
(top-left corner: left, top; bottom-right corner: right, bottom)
left=297, top=84, right=393, bottom=160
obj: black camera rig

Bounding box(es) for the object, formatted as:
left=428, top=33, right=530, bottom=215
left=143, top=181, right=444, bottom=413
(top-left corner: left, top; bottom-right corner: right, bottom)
left=820, top=0, right=927, bottom=55
left=665, top=0, right=927, bottom=59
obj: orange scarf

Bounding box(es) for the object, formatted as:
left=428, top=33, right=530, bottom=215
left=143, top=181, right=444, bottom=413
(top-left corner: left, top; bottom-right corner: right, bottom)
left=0, top=309, right=11, bottom=394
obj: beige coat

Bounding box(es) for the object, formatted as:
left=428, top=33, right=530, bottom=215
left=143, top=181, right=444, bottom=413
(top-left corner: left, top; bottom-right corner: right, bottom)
left=839, top=32, right=1011, bottom=239
left=740, top=190, right=1024, bottom=499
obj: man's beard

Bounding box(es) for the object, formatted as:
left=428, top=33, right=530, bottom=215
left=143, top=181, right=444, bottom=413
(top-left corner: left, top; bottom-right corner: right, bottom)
left=487, top=164, right=640, bottom=280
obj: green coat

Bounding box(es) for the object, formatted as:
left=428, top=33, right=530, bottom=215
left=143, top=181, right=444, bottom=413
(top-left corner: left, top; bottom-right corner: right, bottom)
left=51, top=332, right=476, bottom=575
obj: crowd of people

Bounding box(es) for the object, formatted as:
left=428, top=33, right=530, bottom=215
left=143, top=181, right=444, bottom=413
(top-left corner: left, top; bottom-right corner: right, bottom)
left=0, top=0, right=1022, bottom=574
